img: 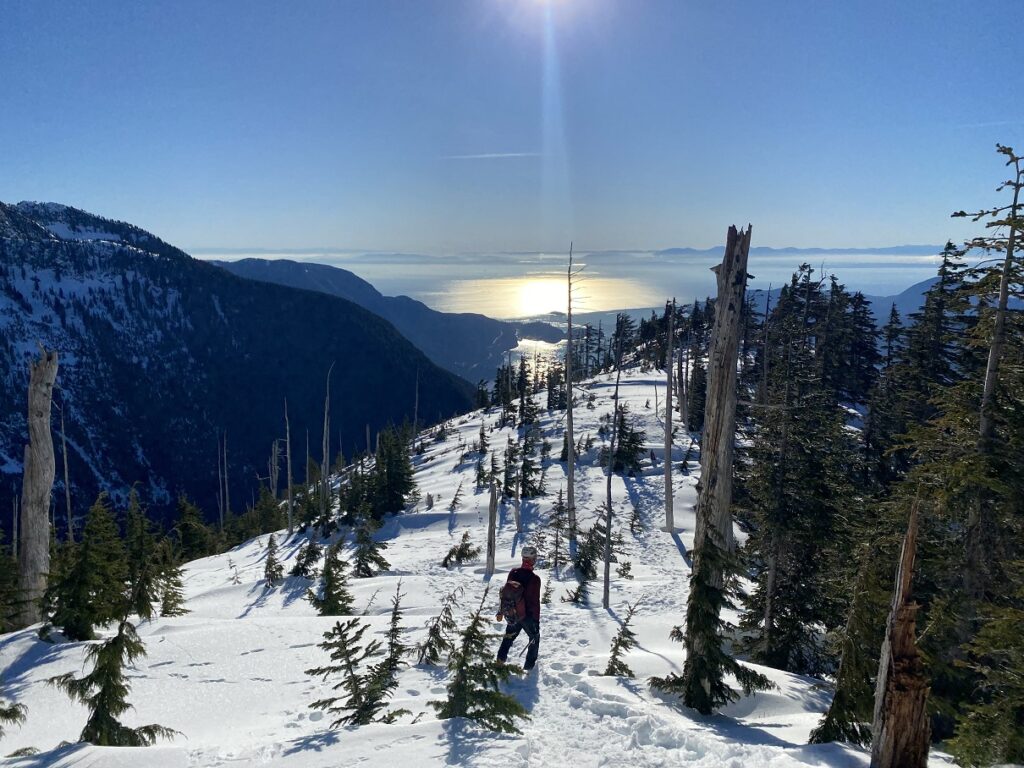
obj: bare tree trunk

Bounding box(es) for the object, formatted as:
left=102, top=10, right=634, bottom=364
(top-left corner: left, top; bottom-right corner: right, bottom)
left=59, top=405, right=73, bottom=543
left=871, top=498, right=930, bottom=768
left=16, top=346, right=58, bottom=628
left=681, top=225, right=752, bottom=711
left=679, top=336, right=689, bottom=432
left=413, top=367, right=419, bottom=435
left=285, top=399, right=293, bottom=534
left=321, top=364, right=334, bottom=523
left=222, top=431, right=230, bottom=521
left=566, top=244, right=577, bottom=544
left=12, top=492, right=18, bottom=559
left=664, top=299, right=675, bottom=531
left=603, top=326, right=625, bottom=610
left=485, top=481, right=498, bottom=578
left=216, top=433, right=224, bottom=528
left=268, top=439, right=280, bottom=499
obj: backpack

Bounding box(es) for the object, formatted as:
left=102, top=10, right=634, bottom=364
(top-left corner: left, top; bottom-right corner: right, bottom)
left=499, top=579, right=526, bottom=621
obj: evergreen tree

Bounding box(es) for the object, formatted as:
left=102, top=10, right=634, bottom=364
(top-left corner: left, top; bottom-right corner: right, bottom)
left=309, top=541, right=354, bottom=616
left=547, top=489, right=568, bottom=575
left=351, top=583, right=411, bottom=725
left=0, top=533, right=18, bottom=634
left=49, top=576, right=176, bottom=746
left=502, top=437, right=519, bottom=500
left=352, top=519, right=390, bottom=577
left=417, top=586, right=463, bottom=666
left=174, top=495, right=212, bottom=562
left=290, top=537, right=324, bottom=579
left=611, top=405, right=645, bottom=475
left=441, top=532, right=480, bottom=569
left=125, top=490, right=158, bottom=621
left=156, top=539, right=188, bottom=617
left=371, top=426, right=418, bottom=516
left=430, top=587, right=528, bottom=734
left=263, top=534, right=284, bottom=587
left=604, top=601, right=639, bottom=677
left=306, top=617, right=383, bottom=728
left=49, top=494, right=128, bottom=641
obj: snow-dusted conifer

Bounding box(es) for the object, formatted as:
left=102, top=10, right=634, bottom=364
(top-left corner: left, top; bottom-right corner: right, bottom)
left=441, top=532, right=480, bottom=569
left=306, top=618, right=382, bottom=728
left=417, top=586, right=463, bottom=666
left=263, top=534, right=283, bottom=587
left=352, top=519, right=389, bottom=578
left=604, top=602, right=639, bottom=677
left=49, top=574, right=177, bottom=746
left=430, top=587, right=528, bottom=734
left=125, top=490, right=158, bottom=621
left=351, top=583, right=411, bottom=725
left=156, top=539, right=188, bottom=617
left=309, top=541, right=354, bottom=616
left=290, top=538, right=323, bottom=579
left=49, top=494, right=127, bottom=641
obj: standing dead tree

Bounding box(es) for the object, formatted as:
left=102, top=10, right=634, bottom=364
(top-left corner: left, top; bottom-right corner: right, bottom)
left=565, top=244, right=579, bottom=544
left=485, top=481, right=498, bottom=578
left=870, top=498, right=930, bottom=768
left=285, top=399, right=294, bottom=534
left=17, top=346, right=59, bottom=627
left=677, top=225, right=767, bottom=713
left=602, top=319, right=626, bottom=610
left=664, top=299, right=675, bottom=531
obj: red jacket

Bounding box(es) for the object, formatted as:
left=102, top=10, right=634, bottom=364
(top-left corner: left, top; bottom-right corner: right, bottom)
left=505, top=564, right=541, bottom=622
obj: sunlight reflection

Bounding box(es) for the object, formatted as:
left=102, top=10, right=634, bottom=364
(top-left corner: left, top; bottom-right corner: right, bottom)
left=434, top=275, right=660, bottom=319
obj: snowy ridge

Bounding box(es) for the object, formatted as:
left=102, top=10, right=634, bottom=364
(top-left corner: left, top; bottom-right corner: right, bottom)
left=0, top=372, right=953, bottom=766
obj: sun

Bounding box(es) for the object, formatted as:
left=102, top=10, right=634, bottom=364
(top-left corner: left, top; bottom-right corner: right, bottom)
left=516, top=277, right=566, bottom=317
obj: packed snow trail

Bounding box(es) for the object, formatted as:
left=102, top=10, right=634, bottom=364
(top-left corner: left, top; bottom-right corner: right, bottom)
left=0, top=372, right=953, bottom=767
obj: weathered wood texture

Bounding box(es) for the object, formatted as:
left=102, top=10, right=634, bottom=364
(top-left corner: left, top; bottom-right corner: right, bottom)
left=870, top=500, right=930, bottom=768
left=485, top=481, right=498, bottom=578
left=693, top=226, right=751, bottom=563
left=664, top=299, right=675, bottom=530
left=17, top=346, right=59, bottom=627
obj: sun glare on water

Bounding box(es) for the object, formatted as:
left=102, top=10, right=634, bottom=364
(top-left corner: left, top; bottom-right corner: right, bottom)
left=434, top=274, right=660, bottom=319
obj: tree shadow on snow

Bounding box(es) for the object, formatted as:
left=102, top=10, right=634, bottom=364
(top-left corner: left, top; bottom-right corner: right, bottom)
left=5, top=742, right=89, bottom=768
left=282, top=729, right=341, bottom=756
left=441, top=718, right=518, bottom=767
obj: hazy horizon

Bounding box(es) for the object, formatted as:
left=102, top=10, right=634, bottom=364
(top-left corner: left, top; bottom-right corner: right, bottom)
left=198, top=245, right=946, bottom=319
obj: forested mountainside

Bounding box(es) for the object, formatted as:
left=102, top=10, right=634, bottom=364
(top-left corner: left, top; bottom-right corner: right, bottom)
left=213, top=258, right=563, bottom=379
left=0, top=202, right=473, bottom=530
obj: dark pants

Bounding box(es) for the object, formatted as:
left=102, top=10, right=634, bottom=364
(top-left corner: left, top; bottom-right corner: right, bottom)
left=497, top=617, right=540, bottom=669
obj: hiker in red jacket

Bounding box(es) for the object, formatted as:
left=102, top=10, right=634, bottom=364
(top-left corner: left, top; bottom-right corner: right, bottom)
left=496, top=545, right=542, bottom=671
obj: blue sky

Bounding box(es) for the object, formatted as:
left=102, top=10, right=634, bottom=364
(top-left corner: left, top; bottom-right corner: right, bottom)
left=1, top=0, right=1021, bottom=253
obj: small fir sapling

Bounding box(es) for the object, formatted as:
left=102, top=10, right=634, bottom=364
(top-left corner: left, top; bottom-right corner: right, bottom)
left=263, top=534, right=284, bottom=587
left=49, top=574, right=178, bottom=746
left=349, top=583, right=412, bottom=725
left=306, top=618, right=383, bottom=728
left=156, top=540, right=188, bottom=617
left=429, top=587, right=529, bottom=734
left=417, top=586, right=464, bottom=665
left=308, top=541, right=354, bottom=616
left=449, top=481, right=464, bottom=513
left=441, top=532, right=481, bottom=569
left=352, top=519, right=390, bottom=577
left=125, top=491, right=159, bottom=621
left=290, top=538, right=324, bottom=579
left=604, top=601, right=640, bottom=677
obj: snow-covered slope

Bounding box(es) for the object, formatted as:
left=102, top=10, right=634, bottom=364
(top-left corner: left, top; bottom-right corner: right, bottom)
left=0, top=372, right=952, bottom=767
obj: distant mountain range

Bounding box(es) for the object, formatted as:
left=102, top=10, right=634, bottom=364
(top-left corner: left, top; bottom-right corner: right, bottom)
left=0, top=202, right=473, bottom=529
left=213, top=258, right=562, bottom=380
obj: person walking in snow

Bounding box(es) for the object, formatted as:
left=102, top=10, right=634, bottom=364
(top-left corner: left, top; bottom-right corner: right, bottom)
left=495, top=545, right=542, bottom=671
